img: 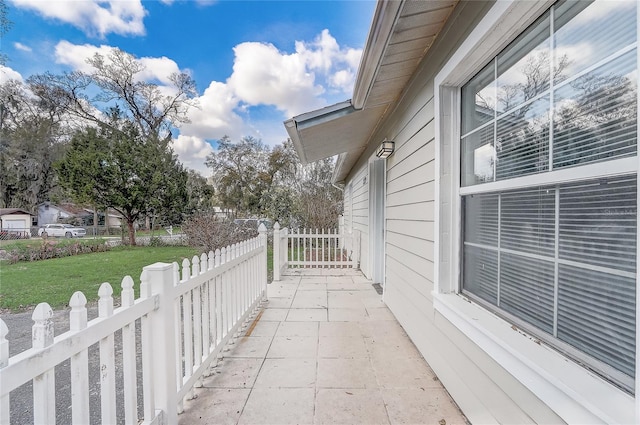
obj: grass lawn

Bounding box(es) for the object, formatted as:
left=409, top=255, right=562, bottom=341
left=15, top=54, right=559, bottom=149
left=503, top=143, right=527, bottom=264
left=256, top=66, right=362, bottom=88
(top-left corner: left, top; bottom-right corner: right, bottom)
left=0, top=245, right=199, bottom=312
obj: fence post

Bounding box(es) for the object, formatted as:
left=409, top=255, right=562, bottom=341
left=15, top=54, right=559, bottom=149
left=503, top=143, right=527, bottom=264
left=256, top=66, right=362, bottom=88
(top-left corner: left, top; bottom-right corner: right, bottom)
left=120, top=277, right=138, bottom=425
left=0, top=319, right=9, bottom=425
left=143, top=262, right=178, bottom=424
left=69, top=291, right=90, bottom=425
left=258, top=224, right=268, bottom=299
left=32, top=303, right=55, bottom=425
left=98, top=283, right=117, bottom=425
left=283, top=227, right=289, bottom=270
left=339, top=215, right=345, bottom=250
left=273, top=222, right=281, bottom=281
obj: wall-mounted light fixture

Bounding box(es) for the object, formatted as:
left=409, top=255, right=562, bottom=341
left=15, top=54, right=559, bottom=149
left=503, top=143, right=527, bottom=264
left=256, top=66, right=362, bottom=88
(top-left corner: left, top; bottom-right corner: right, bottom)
left=376, top=139, right=395, bottom=159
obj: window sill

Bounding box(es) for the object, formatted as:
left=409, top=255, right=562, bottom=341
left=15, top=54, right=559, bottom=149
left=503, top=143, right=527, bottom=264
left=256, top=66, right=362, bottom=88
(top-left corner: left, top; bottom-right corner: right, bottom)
left=433, top=292, right=635, bottom=424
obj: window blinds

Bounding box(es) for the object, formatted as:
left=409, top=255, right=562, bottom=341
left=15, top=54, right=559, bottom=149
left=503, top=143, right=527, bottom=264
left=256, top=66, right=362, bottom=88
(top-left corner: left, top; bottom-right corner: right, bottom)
left=463, top=175, right=636, bottom=386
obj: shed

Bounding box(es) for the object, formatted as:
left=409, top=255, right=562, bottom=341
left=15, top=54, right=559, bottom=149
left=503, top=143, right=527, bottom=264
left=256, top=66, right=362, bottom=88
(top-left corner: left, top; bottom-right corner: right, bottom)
left=0, top=208, right=33, bottom=238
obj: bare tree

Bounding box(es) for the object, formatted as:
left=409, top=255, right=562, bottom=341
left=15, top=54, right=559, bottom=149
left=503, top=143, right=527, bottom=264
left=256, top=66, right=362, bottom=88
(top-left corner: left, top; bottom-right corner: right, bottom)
left=27, top=47, right=197, bottom=143
left=0, top=0, right=11, bottom=66
left=21, top=47, right=197, bottom=238
left=182, top=212, right=258, bottom=252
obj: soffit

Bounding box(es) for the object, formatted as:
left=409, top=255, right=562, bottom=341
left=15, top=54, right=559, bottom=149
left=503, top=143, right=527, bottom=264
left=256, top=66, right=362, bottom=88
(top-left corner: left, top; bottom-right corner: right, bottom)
left=284, top=0, right=458, bottom=175
left=285, top=104, right=388, bottom=165
left=365, top=1, right=457, bottom=109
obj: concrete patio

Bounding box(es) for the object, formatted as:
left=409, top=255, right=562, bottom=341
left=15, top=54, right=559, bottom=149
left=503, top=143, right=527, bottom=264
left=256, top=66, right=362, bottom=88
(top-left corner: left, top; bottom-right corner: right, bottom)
left=179, top=270, right=468, bottom=425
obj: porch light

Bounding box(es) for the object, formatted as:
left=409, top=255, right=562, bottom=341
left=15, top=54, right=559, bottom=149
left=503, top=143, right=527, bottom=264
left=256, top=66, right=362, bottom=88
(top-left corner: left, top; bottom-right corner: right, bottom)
left=376, top=139, right=395, bottom=158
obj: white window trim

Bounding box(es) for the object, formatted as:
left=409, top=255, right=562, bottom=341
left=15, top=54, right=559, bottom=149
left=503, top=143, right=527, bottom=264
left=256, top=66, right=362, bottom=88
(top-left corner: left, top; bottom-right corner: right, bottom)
left=433, top=0, right=638, bottom=423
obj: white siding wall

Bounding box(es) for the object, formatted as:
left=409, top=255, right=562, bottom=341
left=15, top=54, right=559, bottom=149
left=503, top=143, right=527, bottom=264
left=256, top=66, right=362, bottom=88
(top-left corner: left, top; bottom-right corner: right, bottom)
left=350, top=166, right=370, bottom=278
left=343, top=183, right=352, bottom=233
left=343, top=1, right=564, bottom=423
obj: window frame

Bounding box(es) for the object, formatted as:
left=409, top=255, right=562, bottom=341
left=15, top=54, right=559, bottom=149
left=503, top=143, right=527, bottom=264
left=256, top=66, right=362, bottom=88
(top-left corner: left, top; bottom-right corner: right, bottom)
left=433, top=0, right=639, bottom=423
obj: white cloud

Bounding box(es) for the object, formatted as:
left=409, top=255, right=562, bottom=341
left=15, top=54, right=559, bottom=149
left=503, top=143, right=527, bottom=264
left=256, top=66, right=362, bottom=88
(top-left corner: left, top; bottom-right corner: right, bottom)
left=330, top=69, right=355, bottom=91
left=10, top=0, right=146, bottom=38
left=171, top=135, right=214, bottom=176
left=54, top=41, right=185, bottom=92
left=50, top=29, right=362, bottom=174
left=343, top=48, right=362, bottom=71
left=228, top=29, right=361, bottom=117
left=295, top=30, right=340, bottom=74
left=182, top=81, right=244, bottom=141
left=296, top=29, right=361, bottom=95
left=14, top=42, right=32, bottom=52
left=138, top=56, right=182, bottom=85
left=228, top=41, right=325, bottom=117
left=54, top=41, right=115, bottom=73
left=0, top=65, right=24, bottom=82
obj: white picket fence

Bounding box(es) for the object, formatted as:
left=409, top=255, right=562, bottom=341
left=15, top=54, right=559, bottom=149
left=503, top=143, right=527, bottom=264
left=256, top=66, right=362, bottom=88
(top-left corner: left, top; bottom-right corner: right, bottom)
left=272, top=222, right=359, bottom=280
left=0, top=227, right=268, bottom=425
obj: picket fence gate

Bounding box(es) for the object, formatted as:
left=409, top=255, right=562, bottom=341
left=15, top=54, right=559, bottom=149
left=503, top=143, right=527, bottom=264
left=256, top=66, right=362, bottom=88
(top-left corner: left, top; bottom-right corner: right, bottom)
left=0, top=226, right=268, bottom=424
left=272, top=221, right=359, bottom=280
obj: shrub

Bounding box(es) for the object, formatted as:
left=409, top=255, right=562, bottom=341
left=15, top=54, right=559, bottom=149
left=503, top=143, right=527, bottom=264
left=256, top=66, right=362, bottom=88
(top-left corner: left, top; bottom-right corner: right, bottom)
left=148, top=236, right=167, bottom=247
left=182, top=213, right=258, bottom=252
left=5, top=239, right=110, bottom=264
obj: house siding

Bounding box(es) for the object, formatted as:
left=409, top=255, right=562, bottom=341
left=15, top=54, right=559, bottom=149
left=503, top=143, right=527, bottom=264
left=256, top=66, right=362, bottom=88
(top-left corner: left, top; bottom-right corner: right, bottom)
left=343, top=183, right=352, bottom=233
left=38, top=205, right=73, bottom=225
left=350, top=166, right=370, bottom=277
left=343, top=1, right=565, bottom=423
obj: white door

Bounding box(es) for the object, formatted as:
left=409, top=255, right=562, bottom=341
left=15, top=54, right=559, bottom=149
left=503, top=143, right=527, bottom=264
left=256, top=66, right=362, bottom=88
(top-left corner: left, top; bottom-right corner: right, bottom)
left=369, top=159, right=386, bottom=284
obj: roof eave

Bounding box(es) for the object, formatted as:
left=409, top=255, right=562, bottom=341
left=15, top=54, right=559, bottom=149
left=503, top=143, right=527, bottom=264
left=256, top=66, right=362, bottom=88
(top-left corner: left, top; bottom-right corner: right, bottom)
left=352, top=0, right=404, bottom=110
left=284, top=117, right=307, bottom=164
left=332, top=153, right=348, bottom=184
left=284, top=100, right=357, bottom=165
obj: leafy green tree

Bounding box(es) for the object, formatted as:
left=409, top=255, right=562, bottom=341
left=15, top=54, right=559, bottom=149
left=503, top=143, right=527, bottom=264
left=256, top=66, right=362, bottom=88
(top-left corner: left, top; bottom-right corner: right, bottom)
left=205, top=136, right=342, bottom=228
left=260, top=185, right=297, bottom=226
left=25, top=46, right=196, bottom=235
left=185, top=169, right=215, bottom=214
left=56, top=123, right=188, bottom=245
left=205, top=136, right=271, bottom=216
left=265, top=138, right=342, bottom=228
left=0, top=79, right=67, bottom=211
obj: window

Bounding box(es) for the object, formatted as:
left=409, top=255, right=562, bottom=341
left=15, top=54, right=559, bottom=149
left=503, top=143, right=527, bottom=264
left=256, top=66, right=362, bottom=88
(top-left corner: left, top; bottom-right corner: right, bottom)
left=460, top=0, right=637, bottom=392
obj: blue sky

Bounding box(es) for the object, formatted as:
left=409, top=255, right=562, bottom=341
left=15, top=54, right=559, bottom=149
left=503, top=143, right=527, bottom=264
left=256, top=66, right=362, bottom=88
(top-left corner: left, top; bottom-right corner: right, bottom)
left=2, top=0, right=376, bottom=175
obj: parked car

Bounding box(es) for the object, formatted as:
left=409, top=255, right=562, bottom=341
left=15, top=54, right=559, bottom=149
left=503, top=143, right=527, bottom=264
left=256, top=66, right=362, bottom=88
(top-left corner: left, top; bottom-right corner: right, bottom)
left=38, top=223, right=86, bottom=238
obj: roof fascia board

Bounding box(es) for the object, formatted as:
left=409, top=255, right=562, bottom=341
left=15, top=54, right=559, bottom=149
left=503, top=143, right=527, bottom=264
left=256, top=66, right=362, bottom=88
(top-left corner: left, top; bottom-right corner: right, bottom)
left=291, top=100, right=353, bottom=124
left=352, top=0, right=405, bottom=110
left=296, top=102, right=356, bottom=131
left=284, top=100, right=355, bottom=165
left=284, top=117, right=308, bottom=164
left=332, top=152, right=348, bottom=184
left=0, top=208, right=32, bottom=216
